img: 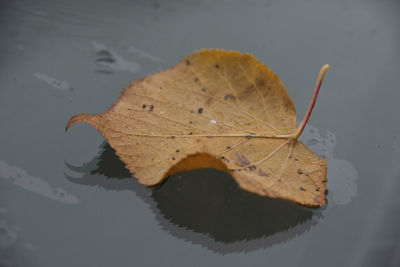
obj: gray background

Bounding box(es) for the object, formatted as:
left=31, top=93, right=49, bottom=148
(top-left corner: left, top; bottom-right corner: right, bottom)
left=1, top=0, right=399, bottom=266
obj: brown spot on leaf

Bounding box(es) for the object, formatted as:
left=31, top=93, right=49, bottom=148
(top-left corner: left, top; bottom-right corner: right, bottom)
left=205, top=97, right=213, bottom=106
left=257, top=169, right=269, bottom=177
left=235, top=152, right=250, bottom=167
left=256, top=78, right=266, bottom=87
left=197, top=107, right=203, bottom=114
left=243, top=84, right=255, bottom=95
left=149, top=105, right=154, bottom=112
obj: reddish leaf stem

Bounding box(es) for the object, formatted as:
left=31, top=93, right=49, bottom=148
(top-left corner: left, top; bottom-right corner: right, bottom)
left=293, top=64, right=330, bottom=139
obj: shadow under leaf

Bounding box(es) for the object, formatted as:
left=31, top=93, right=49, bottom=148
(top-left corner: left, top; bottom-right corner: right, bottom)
left=65, top=142, right=323, bottom=253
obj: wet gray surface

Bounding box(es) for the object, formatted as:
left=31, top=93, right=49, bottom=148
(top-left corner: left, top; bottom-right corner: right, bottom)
left=0, top=0, right=399, bottom=266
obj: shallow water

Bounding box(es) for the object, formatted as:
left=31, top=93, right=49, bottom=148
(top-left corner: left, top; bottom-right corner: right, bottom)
left=1, top=0, right=399, bottom=266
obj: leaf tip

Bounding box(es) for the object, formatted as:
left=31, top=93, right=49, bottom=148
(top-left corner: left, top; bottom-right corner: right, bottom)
left=65, top=113, right=95, bottom=132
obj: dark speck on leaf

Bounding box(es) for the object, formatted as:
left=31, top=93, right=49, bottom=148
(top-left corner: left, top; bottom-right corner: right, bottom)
left=186, top=60, right=190, bottom=65
left=201, top=87, right=206, bottom=92
left=215, top=64, right=219, bottom=68
left=224, top=94, right=236, bottom=101
left=172, top=157, right=176, bottom=160
left=297, top=169, right=303, bottom=174
left=194, top=77, right=199, bottom=82
left=198, top=107, right=203, bottom=114
left=149, top=105, right=154, bottom=112
left=316, top=188, right=320, bottom=191
left=176, top=149, right=180, bottom=153
left=294, top=158, right=299, bottom=161
left=226, top=146, right=231, bottom=149
left=300, top=187, right=306, bottom=191
left=142, top=104, right=146, bottom=109
left=220, top=156, right=229, bottom=163
left=189, top=121, right=192, bottom=124
left=249, top=166, right=256, bottom=171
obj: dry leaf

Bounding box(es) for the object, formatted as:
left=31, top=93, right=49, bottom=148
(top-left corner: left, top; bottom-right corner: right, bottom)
left=66, top=49, right=330, bottom=207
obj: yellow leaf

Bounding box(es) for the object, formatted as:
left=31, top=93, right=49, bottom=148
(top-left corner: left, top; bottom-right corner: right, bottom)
left=66, top=49, right=329, bottom=207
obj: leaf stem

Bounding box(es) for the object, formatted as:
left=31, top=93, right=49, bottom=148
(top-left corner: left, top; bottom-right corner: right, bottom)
left=293, top=64, right=330, bottom=139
